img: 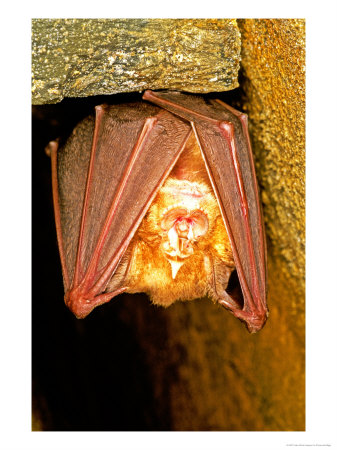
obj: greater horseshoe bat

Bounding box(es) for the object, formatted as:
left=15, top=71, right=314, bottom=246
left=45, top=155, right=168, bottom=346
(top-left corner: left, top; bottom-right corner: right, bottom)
left=47, top=90, right=268, bottom=333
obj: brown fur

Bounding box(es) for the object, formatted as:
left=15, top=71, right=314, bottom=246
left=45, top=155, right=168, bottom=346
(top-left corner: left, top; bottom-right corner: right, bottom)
left=125, top=134, right=234, bottom=306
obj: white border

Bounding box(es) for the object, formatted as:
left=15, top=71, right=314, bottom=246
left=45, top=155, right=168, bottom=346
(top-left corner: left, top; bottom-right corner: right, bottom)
left=1, top=1, right=337, bottom=449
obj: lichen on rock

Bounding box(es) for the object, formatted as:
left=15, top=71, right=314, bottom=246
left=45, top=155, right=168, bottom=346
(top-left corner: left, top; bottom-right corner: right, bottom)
left=32, top=18, right=241, bottom=105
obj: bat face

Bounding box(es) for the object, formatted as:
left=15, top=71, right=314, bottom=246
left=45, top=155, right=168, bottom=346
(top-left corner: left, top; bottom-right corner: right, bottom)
left=48, top=90, right=268, bottom=332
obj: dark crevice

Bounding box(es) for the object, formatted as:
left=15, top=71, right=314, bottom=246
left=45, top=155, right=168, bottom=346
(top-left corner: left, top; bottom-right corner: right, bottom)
left=226, top=269, right=245, bottom=310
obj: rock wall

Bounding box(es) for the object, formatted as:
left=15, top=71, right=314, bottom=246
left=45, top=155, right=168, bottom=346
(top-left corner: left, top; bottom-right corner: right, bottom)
left=32, top=19, right=240, bottom=104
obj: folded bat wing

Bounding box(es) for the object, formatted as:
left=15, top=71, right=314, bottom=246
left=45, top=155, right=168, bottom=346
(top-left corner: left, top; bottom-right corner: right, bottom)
left=49, top=102, right=192, bottom=318
left=143, top=90, right=268, bottom=332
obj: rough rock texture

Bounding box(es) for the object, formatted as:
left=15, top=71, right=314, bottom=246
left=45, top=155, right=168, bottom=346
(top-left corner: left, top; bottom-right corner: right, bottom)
left=32, top=18, right=240, bottom=105
left=239, top=19, right=305, bottom=296
left=239, top=18, right=306, bottom=353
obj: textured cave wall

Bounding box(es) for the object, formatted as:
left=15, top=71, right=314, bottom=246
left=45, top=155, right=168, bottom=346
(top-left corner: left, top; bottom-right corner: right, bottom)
left=238, top=19, right=305, bottom=428
left=32, top=19, right=305, bottom=431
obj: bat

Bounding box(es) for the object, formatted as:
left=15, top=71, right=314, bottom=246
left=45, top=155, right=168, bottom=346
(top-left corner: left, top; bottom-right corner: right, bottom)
left=46, top=90, right=268, bottom=333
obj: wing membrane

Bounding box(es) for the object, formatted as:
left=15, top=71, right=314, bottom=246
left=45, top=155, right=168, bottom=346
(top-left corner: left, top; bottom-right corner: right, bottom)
left=143, top=90, right=267, bottom=331
left=52, top=101, right=191, bottom=317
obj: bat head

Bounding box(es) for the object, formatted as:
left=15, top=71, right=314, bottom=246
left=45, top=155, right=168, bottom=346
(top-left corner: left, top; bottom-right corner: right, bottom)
left=161, top=206, right=209, bottom=278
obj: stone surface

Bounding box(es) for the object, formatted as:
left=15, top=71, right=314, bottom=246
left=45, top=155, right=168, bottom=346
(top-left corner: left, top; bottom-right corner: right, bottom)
left=239, top=18, right=305, bottom=330
left=32, top=19, right=241, bottom=105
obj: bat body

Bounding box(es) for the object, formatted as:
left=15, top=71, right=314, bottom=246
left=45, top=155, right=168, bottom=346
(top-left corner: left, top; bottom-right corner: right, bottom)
left=47, top=90, right=268, bottom=332
left=120, top=131, right=235, bottom=307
